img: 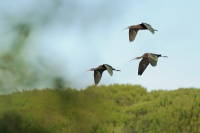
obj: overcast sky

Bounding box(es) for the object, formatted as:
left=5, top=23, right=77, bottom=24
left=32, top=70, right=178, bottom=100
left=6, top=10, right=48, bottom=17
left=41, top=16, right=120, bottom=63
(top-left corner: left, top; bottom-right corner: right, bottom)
left=0, top=0, right=200, bottom=91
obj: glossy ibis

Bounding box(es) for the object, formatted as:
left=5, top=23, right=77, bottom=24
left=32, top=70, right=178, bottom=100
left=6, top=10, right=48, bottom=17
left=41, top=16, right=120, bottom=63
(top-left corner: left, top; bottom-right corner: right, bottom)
left=130, top=53, right=167, bottom=75
left=86, top=64, right=120, bottom=85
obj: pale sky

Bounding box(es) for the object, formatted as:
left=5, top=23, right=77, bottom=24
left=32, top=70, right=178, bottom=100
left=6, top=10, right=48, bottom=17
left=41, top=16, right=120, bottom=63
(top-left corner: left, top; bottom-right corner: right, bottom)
left=0, top=0, right=200, bottom=91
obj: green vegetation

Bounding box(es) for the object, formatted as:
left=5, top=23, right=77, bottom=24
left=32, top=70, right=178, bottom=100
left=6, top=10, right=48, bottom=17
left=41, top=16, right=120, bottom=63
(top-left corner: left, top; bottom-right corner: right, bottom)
left=0, top=84, right=200, bottom=133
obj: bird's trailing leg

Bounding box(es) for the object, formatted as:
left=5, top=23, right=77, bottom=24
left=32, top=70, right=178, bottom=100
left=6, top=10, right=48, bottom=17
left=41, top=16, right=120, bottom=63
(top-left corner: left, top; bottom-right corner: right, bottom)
left=161, top=55, right=168, bottom=58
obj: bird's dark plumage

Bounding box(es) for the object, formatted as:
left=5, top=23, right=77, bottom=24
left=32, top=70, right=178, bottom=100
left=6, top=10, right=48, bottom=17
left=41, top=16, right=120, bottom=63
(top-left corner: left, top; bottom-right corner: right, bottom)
left=123, top=22, right=157, bottom=42
left=87, top=64, right=120, bottom=85
left=130, top=53, right=167, bottom=75
left=138, top=58, right=149, bottom=75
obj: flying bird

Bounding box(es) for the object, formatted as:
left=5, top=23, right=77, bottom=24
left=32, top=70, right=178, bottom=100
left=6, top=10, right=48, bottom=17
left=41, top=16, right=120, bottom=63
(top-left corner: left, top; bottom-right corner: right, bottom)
left=130, top=53, right=167, bottom=75
left=123, top=22, right=157, bottom=42
left=86, top=64, right=121, bottom=85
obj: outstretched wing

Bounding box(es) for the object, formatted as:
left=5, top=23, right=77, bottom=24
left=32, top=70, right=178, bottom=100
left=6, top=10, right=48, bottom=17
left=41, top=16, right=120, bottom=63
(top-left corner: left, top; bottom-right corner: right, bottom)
left=129, top=28, right=138, bottom=42
left=94, top=70, right=102, bottom=85
left=142, top=23, right=156, bottom=34
left=103, top=64, right=113, bottom=76
left=148, top=54, right=158, bottom=66
left=138, top=58, right=149, bottom=75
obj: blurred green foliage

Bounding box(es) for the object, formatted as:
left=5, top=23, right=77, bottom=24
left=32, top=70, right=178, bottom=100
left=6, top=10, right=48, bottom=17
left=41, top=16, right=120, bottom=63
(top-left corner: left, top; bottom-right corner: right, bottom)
left=0, top=22, right=68, bottom=93
left=0, top=23, right=38, bottom=93
left=0, top=84, right=200, bottom=133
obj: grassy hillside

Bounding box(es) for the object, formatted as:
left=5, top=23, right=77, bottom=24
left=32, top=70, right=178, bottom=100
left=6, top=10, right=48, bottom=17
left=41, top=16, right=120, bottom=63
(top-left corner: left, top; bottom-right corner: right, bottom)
left=0, top=84, right=200, bottom=133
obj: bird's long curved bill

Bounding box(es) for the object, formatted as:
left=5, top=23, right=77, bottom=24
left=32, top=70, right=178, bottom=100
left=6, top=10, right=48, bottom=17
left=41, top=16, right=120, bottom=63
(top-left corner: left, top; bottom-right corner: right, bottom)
left=85, top=68, right=95, bottom=72
left=129, top=58, right=136, bottom=62
left=121, top=27, right=129, bottom=31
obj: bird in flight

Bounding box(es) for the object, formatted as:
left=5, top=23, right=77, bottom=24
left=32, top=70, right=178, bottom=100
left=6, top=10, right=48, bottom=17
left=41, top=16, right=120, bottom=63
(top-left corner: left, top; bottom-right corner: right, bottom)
left=130, top=53, right=167, bottom=75
left=86, top=64, right=121, bottom=85
left=123, top=22, right=157, bottom=42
